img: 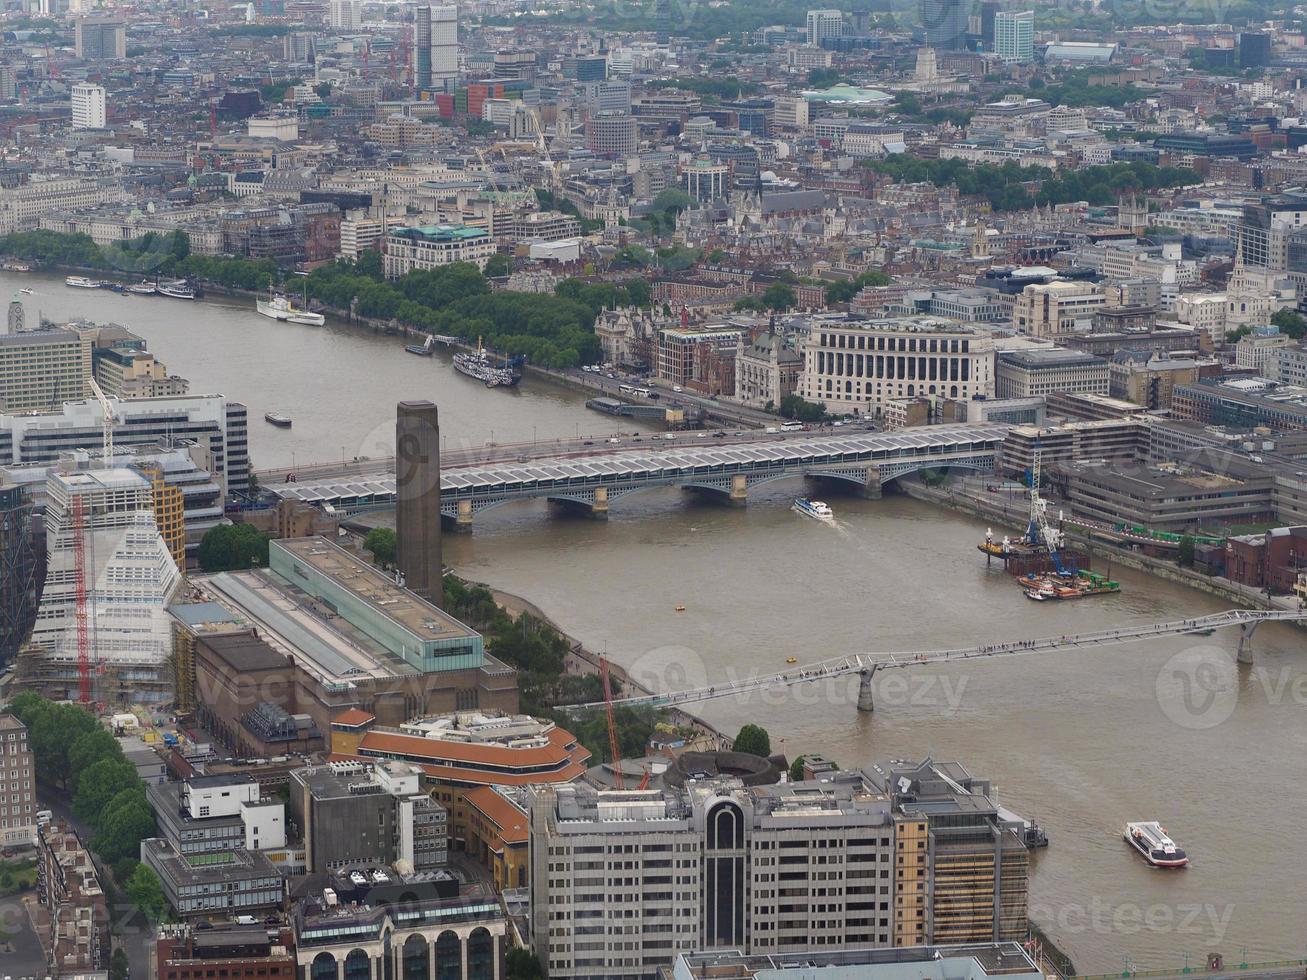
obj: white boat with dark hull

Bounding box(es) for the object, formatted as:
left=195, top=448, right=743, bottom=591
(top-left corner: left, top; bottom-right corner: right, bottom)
left=264, top=412, right=293, bottom=428
left=792, top=497, right=834, bottom=522
left=65, top=276, right=103, bottom=289
left=257, top=294, right=325, bottom=326
left=158, top=280, right=196, bottom=300
left=1124, top=821, right=1188, bottom=868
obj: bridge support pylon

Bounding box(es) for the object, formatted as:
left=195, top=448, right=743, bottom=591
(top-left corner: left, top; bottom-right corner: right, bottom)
left=861, top=466, right=882, bottom=500
left=857, top=666, right=877, bottom=712
left=442, top=499, right=474, bottom=533
left=547, top=488, right=609, bottom=520
left=729, top=474, right=748, bottom=506
left=1237, top=621, right=1259, bottom=665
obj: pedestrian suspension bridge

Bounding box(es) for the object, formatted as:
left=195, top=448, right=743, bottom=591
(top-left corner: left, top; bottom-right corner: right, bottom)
left=561, top=608, right=1307, bottom=713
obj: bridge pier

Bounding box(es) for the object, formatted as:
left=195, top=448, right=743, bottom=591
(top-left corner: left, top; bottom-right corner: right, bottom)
left=861, top=466, right=882, bottom=500
left=729, top=474, right=748, bottom=506
left=445, top=498, right=474, bottom=533
left=547, top=487, right=610, bottom=520
left=857, top=666, right=877, bottom=712
left=1237, top=621, right=1259, bottom=665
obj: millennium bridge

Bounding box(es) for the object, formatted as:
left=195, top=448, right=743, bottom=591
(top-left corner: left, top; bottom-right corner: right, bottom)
left=560, top=608, right=1307, bottom=713
left=268, top=423, right=1008, bottom=526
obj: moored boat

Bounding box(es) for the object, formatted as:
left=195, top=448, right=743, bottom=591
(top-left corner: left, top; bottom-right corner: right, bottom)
left=257, top=294, right=325, bottom=326
left=264, top=412, right=293, bottom=428
left=158, top=280, right=196, bottom=300
left=406, top=335, right=436, bottom=356
left=65, top=276, right=103, bottom=289
left=125, top=281, right=158, bottom=296
left=1124, top=821, right=1188, bottom=868
left=792, top=497, right=834, bottom=522
left=453, top=340, right=522, bottom=387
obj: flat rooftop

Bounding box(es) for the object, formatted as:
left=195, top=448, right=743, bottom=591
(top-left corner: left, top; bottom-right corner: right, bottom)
left=274, top=537, right=478, bottom=645
left=674, top=943, right=1041, bottom=979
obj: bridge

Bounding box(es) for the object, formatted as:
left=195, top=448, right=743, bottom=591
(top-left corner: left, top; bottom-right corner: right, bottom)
left=559, top=608, right=1307, bottom=714
left=268, top=423, right=1008, bottom=526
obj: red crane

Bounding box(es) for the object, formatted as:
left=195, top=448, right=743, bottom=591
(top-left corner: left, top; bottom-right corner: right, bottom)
left=71, top=493, right=91, bottom=705
left=599, top=656, right=623, bottom=790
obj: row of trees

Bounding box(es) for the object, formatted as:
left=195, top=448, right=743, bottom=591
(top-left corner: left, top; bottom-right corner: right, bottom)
left=197, top=523, right=272, bottom=572
left=307, top=259, right=603, bottom=368
left=0, top=229, right=285, bottom=292
left=866, top=158, right=1196, bottom=212
left=3, top=694, right=167, bottom=922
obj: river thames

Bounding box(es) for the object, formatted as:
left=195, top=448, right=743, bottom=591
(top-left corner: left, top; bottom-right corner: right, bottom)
left=9, top=270, right=1307, bottom=972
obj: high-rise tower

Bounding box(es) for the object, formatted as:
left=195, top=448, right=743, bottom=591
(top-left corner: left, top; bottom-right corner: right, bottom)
left=395, top=401, right=442, bottom=605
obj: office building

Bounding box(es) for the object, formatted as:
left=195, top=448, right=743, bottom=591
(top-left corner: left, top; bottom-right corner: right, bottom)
left=73, top=17, right=125, bottom=60
left=585, top=111, right=638, bottom=157
left=1174, top=377, right=1307, bottom=432
left=735, top=327, right=803, bottom=408
left=797, top=315, right=996, bottom=417
left=36, top=820, right=110, bottom=974
left=531, top=766, right=1029, bottom=978
left=0, top=483, right=38, bottom=662
left=995, top=349, right=1109, bottom=399
left=806, top=9, right=844, bottom=45
left=673, top=944, right=1043, bottom=980
left=1239, top=31, right=1271, bottom=68
left=328, top=709, right=590, bottom=870
left=1109, top=351, right=1202, bottom=410
left=414, top=5, right=432, bottom=88
left=21, top=465, right=181, bottom=703
left=1012, top=280, right=1106, bottom=338
left=0, top=176, right=104, bottom=236
left=681, top=157, right=729, bottom=202
left=292, top=888, right=508, bottom=980
left=978, top=0, right=1000, bottom=47
left=0, top=713, right=35, bottom=847
left=0, top=394, right=249, bottom=497
left=328, top=0, right=359, bottom=29
left=395, top=400, right=442, bottom=604
left=70, top=82, right=106, bottom=130
left=576, top=55, right=607, bottom=81
left=0, top=326, right=88, bottom=415
left=290, top=760, right=447, bottom=873
left=383, top=225, right=495, bottom=276
left=921, top=0, right=969, bottom=50
left=993, top=10, right=1034, bottom=63
left=155, top=923, right=298, bottom=980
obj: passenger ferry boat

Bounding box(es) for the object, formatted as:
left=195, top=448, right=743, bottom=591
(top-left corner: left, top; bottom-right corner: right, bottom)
left=125, top=281, right=158, bottom=296
left=1124, top=821, right=1188, bottom=868
left=257, top=294, right=325, bottom=326
left=158, top=280, right=196, bottom=300
left=453, top=341, right=521, bottom=388
left=65, top=276, right=103, bottom=289
left=792, top=497, right=834, bottom=522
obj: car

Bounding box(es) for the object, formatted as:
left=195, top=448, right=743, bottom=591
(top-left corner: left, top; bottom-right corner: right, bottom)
left=583, top=440, right=594, bottom=446
left=607, top=372, right=616, bottom=378
left=672, top=385, right=683, bottom=392
left=697, top=432, right=708, bottom=438
left=608, top=437, right=621, bottom=443
left=712, top=431, right=725, bottom=438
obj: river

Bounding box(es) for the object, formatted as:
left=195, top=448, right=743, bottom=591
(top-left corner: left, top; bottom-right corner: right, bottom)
left=7, top=269, right=1305, bottom=972
left=1, top=270, right=629, bottom=469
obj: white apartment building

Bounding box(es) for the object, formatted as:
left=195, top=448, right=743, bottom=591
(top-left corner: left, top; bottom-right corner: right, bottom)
left=27, top=466, right=182, bottom=702
left=339, top=214, right=384, bottom=260
left=994, top=10, right=1034, bottom=63
left=430, top=4, right=459, bottom=87
left=797, top=315, right=996, bottom=416
left=328, top=0, right=358, bottom=29
left=382, top=224, right=495, bottom=276
left=1012, top=280, right=1106, bottom=338
left=1235, top=327, right=1294, bottom=373
left=0, top=328, right=91, bottom=413
left=70, top=82, right=106, bottom=130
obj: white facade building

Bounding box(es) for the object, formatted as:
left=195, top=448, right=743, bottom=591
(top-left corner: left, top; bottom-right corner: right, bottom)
left=994, top=10, right=1035, bottom=62
left=797, top=315, right=996, bottom=416
left=805, top=9, right=843, bottom=45
left=70, top=82, right=106, bottom=130
left=430, top=5, right=459, bottom=87
left=328, top=0, right=359, bottom=29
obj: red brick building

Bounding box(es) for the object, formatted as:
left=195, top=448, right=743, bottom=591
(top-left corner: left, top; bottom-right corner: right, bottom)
left=1224, top=526, right=1307, bottom=593
left=155, top=924, right=297, bottom=980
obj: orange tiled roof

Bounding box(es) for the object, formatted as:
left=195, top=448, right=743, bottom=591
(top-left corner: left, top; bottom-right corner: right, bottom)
left=332, top=708, right=377, bottom=728
left=353, top=725, right=590, bottom=771
left=464, top=786, right=529, bottom=845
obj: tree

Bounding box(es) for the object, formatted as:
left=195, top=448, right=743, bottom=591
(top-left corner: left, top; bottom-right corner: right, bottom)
left=314, top=82, right=332, bottom=100
left=789, top=755, right=806, bottom=781
left=126, top=864, right=168, bottom=924
left=74, top=757, right=138, bottom=827
left=506, top=948, right=545, bottom=980
left=364, top=527, right=397, bottom=567
left=762, top=282, right=796, bottom=312
left=92, top=790, right=155, bottom=865
left=69, top=728, right=119, bottom=781
left=197, top=523, right=271, bottom=572
left=110, top=948, right=131, bottom=980
left=1178, top=535, right=1196, bottom=567
left=1270, top=308, right=1307, bottom=340
left=779, top=394, right=827, bottom=423
left=732, top=724, right=771, bottom=757
left=483, top=253, right=511, bottom=278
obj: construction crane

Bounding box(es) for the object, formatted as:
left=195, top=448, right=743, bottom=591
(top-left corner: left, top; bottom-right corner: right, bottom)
left=71, top=493, right=91, bottom=705
left=86, top=377, right=115, bottom=466
left=1026, top=441, right=1068, bottom=575
left=599, top=656, right=624, bottom=790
